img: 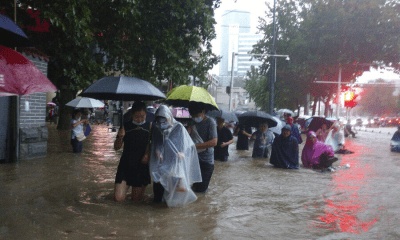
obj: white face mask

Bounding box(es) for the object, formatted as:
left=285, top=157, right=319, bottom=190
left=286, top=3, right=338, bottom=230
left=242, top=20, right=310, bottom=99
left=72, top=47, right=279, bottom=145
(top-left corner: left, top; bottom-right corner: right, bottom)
left=193, top=116, right=203, bottom=123
left=76, top=117, right=81, bottom=121
left=132, top=119, right=146, bottom=125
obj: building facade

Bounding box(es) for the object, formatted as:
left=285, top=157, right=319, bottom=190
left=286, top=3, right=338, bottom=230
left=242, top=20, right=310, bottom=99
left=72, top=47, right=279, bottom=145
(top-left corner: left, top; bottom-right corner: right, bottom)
left=218, top=10, right=263, bottom=87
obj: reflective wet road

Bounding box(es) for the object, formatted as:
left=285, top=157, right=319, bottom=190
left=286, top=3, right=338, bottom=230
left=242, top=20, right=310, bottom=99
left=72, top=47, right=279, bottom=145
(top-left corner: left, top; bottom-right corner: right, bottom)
left=1, top=124, right=399, bottom=239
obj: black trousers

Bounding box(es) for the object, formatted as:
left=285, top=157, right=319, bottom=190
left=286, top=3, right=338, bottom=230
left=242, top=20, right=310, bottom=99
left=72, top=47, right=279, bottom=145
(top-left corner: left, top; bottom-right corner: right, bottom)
left=192, top=161, right=214, bottom=193
left=153, top=182, right=165, bottom=203
left=71, top=138, right=83, bottom=153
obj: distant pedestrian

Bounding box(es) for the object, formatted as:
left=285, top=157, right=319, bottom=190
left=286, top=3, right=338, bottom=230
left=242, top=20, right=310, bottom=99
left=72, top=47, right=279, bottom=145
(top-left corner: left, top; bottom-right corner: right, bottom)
left=70, top=109, right=88, bottom=153
left=344, top=120, right=356, bottom=138
left=316, top=123, right=329, bottom=142
left=234, top=123, right=252, bottom=150
left=250, top=121, right=275, bottom=158
left=214, top=117, right=234, bottom=162
left=301, top=131, right=337, bottom=169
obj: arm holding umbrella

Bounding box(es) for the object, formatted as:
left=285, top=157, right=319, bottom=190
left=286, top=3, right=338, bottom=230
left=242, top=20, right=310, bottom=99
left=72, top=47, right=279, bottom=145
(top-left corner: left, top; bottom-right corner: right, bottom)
left=114, top=127, right=125, bottom=151
left=71, top=118, right=88, bottom=128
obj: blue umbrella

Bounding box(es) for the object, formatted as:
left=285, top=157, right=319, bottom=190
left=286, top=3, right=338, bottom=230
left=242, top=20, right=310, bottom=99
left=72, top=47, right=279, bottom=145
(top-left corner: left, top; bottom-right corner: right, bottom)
left=0, top=14, right=32, bottom=48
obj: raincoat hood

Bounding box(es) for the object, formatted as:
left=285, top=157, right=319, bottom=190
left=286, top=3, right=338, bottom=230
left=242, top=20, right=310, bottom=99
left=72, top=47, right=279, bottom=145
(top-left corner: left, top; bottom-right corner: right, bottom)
left=155, top=105, right=175, bottom=124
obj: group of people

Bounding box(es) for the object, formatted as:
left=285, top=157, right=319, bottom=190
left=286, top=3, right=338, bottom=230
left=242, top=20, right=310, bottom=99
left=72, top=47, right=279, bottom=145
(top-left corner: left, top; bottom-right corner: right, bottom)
left=112, top=102, right=218, bottom=207
left=232, top=112, right=344, bottom=170
left=70, top=102, right=357, bottom=207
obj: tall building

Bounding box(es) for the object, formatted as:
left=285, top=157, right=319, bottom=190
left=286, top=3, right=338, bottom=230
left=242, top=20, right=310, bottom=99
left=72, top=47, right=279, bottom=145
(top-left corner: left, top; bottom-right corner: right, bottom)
left=218, top=10, right=263, bottom=86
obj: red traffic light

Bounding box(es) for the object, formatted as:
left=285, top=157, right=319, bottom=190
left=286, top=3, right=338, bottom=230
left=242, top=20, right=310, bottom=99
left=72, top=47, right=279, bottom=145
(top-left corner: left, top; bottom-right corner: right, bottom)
left=344, top=91, right=358, bottom=108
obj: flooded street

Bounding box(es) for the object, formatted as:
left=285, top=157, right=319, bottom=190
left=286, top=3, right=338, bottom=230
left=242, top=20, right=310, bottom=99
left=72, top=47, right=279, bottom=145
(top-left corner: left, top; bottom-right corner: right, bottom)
left=1, top=123, right=400, bottom=239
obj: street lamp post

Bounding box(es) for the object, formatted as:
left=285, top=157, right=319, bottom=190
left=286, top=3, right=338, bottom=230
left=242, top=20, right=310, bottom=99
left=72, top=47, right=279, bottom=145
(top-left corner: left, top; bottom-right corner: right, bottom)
left=229, top=52, right=290, bottom=112
left=270, top=0, right=277, bottom=115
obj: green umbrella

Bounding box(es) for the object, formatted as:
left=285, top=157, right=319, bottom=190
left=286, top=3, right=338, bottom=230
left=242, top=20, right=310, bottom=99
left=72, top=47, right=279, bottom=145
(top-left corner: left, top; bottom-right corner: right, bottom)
left=165, top=85, right=219, bottom=111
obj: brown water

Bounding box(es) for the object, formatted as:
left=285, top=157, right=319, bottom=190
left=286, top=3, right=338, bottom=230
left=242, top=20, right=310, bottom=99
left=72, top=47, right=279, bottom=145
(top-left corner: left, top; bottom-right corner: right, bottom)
left=1, top=124, right=400, bottom=239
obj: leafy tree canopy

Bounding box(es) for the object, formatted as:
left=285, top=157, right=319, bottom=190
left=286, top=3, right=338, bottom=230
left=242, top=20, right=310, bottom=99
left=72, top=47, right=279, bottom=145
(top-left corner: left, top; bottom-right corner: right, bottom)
left=247, top=0, right=400, bottom=113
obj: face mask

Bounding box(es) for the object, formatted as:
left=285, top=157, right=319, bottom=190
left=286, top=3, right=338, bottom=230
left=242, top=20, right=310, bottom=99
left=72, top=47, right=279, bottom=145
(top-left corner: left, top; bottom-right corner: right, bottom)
left=157, top=122, right=170, bottom=130
left=193, top=116, right=203, bottom=123
left=132, top=119, right=146, bottom=125
left=76, top=117, right=81, bottom=121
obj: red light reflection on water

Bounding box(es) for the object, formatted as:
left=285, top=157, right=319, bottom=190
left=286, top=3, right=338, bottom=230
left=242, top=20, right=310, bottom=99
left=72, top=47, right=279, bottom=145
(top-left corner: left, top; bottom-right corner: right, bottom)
left=314, top=142, right=377, bottom=233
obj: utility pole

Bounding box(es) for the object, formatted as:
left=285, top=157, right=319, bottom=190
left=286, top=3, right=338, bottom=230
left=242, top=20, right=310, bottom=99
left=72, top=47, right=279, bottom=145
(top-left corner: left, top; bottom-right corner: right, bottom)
left=336, top=67, right=342, bottom=118
left=229, top=52, right=235, bottom=111
left=269, top=0, right=277, bottom=115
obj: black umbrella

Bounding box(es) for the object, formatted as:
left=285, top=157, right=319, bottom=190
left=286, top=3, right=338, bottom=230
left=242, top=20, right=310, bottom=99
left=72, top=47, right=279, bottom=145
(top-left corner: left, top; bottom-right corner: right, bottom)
left=306, top=117, right=335, bottom=132
left=0, top=14, right=32, bottom=48
left=206, top=109, right=239, bottom=123
left=234, top=110, right=245, bottom=117
left=79, top=76, right=166, bottom=101
left=238, top=111, right=278, bottom=128
left=79, top=76, right=166, bottom=127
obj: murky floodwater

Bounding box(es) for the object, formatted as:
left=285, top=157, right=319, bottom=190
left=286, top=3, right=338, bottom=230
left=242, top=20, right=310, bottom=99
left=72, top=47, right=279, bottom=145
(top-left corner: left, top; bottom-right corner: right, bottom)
left=1, top=123, right=400, bottom=239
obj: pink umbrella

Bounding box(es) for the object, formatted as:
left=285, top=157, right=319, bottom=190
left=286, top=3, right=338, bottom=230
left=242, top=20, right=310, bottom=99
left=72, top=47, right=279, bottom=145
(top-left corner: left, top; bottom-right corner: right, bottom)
left=47, top=102, right=56, bottom=106
left=0, top=45, right=57, bottom=96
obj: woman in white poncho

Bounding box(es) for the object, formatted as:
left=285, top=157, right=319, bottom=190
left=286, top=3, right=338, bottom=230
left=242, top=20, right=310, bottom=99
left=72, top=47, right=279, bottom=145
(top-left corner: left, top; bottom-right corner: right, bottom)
left=150, top=105, right=202, bottom=207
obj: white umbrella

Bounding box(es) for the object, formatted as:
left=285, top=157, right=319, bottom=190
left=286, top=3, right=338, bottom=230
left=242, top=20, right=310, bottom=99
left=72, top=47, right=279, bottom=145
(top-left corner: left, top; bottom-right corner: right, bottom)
left=276, top=109, right=295, bottom=117
left=66, top=97, right=105, bottom=108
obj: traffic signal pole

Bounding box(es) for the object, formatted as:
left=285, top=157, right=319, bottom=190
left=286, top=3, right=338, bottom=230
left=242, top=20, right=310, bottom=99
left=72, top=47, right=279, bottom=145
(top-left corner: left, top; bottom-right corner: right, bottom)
left=336, top=67, right=342, bottom=118
left=229, top=52, right=235, bottom=111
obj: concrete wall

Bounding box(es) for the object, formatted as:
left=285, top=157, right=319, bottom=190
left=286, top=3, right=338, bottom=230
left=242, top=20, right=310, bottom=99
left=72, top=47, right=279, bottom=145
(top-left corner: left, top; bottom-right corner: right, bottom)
left=19, top=54, right=49, bottom=160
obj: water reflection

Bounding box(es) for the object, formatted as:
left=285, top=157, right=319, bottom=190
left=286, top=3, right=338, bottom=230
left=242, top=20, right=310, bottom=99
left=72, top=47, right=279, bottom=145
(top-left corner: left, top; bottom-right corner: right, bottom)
left=315, top=141, right=377, bottom=233
left=2, top=125, right=400, bottom=239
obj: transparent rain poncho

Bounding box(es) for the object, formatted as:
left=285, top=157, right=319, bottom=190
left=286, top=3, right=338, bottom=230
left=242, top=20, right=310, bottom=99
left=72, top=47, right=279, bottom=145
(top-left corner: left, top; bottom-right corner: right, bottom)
left=325, top=124, right=345, bottom=152
left=149, top=105, right=202, bottom=207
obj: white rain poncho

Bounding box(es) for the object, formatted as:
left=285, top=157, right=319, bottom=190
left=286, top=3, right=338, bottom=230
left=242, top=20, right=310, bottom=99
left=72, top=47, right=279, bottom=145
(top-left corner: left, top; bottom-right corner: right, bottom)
left=325, top=125, right=345, bottom=152
left=149, top=105, right=202, bottom=207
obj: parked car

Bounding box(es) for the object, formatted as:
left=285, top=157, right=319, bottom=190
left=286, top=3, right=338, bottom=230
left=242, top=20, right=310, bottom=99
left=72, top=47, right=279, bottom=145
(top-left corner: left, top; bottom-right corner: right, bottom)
left=355, top=118, right=363, bottom=127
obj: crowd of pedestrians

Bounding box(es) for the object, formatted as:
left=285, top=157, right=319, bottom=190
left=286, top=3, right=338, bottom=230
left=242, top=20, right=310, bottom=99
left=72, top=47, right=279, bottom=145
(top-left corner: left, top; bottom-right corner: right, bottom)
left=71, top=102, right=361, bottom=207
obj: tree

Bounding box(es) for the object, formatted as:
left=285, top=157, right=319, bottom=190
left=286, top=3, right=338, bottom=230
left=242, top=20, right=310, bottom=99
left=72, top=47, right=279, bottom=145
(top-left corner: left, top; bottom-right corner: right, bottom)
left=1, top=0, right=221, bottom=129
left=358, top=79, right=398, bottom=116
left=250, top=0, right=400, bottom=114
left=243, top=66, right=269, bottom=110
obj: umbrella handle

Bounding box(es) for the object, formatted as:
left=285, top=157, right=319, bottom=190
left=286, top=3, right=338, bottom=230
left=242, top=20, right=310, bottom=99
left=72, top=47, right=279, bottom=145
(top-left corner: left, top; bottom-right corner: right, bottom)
left=119, top=101, right=123, bottom=129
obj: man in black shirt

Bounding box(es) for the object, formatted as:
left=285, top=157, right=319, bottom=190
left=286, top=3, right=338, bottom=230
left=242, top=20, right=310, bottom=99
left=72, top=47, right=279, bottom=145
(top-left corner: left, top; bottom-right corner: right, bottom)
left=214, top=117, right=234, bottom=162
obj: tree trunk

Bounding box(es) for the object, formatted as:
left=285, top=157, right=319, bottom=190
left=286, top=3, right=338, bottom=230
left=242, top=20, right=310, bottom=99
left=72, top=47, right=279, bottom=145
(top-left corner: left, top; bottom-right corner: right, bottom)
left=311, top=97, right=317, bottom=116
left=57, top=88, right=76, bottom=130
left=324, top=100, right=330, bottom=117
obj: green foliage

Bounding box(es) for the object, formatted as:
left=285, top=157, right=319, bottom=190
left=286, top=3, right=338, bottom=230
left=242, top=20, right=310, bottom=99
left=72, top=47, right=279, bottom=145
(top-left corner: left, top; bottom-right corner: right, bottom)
left=250, top=0, right=400, bottom=111
left=92, top=0, right=220, bottom=88
left=2, top=0, right=221, bottom=90
left=243, top=66, right=269, bottom=110
left=1, top=0, right=221, bottom=129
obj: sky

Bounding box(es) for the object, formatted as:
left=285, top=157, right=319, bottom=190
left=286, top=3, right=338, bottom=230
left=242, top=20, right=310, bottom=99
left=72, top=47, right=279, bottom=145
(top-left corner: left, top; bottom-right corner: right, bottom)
left=210, top=0, right=400, bottom=83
